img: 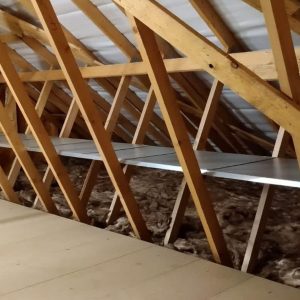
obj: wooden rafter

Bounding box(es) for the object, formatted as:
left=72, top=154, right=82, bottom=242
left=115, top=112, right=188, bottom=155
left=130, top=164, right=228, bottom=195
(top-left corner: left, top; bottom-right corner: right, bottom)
left=189, top=0, right=245, bottom=52
left=72, top=0, right=138, bottom=60
left=114, top=0, right=300, bottom=139
left=243, top=0, right=300, bottom=36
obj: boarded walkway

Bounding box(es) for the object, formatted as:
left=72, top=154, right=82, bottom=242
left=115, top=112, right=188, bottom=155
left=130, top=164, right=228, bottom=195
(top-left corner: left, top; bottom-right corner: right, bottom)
left=1, top=134, right=300, bottom=188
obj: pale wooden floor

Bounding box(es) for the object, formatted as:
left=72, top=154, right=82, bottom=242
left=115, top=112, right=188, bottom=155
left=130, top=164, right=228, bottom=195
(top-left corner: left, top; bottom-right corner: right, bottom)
left=0, top=200, right=299, bottom=300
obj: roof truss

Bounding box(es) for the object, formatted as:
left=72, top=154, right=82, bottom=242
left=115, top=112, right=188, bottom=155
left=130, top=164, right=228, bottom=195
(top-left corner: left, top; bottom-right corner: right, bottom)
left=0, top=0, right=298, bottom=270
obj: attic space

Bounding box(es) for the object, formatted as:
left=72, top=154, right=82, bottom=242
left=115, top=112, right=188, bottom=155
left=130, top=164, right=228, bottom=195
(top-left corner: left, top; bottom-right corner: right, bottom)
left=0, top=1, right=299, bottom=299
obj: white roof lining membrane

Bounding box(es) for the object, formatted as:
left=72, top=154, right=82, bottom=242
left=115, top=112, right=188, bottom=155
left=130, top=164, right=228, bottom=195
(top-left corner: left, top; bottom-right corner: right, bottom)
left=2, top=0, right=299, bottom=143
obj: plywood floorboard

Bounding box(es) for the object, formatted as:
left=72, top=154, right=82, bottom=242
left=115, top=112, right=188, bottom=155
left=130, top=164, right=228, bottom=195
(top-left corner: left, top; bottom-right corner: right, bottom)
left=0, top=200, right=298, bottom=299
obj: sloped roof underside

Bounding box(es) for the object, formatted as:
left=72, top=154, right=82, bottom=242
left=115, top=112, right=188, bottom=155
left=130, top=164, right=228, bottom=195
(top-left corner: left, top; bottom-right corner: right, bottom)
left=0, top=0, right=299, bottom=152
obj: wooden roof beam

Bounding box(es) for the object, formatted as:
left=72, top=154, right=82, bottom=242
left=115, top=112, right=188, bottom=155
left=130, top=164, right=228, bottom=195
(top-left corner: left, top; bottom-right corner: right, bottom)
left=189, top=0, right=245, bottom=52
left=114, top=0, right=300, bottom=138
left=0, top=9, right=98, bottom=65
left=72, top=0, right=138, bottom=59
left=5, top=46, right=300, bottom=83
left=242, top=0, right=300, bottom=36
